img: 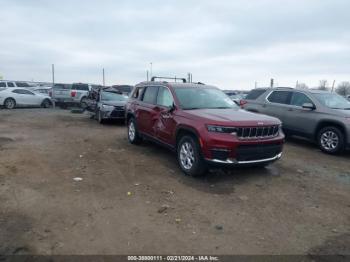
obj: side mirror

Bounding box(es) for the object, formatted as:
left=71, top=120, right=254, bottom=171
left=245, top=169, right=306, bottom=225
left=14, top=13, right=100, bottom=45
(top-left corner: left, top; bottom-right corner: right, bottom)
left=302, top=103, right=315, bottom=110
left=168, top=103, right=176, bottom=113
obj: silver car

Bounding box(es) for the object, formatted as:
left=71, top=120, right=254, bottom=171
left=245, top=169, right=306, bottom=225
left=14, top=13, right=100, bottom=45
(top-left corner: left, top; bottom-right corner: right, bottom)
left=243, top=87, right=350, bottom=154
left=86, top=88, right=128, bottom=124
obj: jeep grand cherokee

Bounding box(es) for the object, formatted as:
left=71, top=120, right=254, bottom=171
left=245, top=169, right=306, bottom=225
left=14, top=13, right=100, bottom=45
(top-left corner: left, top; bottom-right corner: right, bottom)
left=125, top=77, right=285, bottom=176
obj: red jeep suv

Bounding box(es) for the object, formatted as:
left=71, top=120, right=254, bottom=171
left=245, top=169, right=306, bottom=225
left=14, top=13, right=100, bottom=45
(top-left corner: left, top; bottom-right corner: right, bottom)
left=125, top=77, right=285, bottom=176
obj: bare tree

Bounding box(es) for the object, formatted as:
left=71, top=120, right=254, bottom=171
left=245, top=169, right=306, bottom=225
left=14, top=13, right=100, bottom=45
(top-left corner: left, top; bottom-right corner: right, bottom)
left=296, top=83, right=308, bottom=89
left=318, top=80, right=328, bottom=90
left=335, top=81, right=350, bottom=97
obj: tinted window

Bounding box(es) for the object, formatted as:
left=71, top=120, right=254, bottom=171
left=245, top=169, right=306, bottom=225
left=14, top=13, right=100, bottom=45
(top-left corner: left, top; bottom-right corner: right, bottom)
left=72, top=84, right=89, bottom=91
left=142, top=86, right=159, bottom=104
left=246, top=89, right=267, bottom=100
left=290, top=92, right=313, bottom=107
left=53, top=84, right=71, bottom=89
left=7, top=82, right=15, bottom=87
left=15, top=82, right=30, bottom=87
left=157, top=87, right=174, bottom=107
left=0, top=82, right=6, bottom=87
left=12, top=89, right=34, bottom=95
left=268, top=91, right=292, bottom=104
left=132, top=86, right=144, bottom=99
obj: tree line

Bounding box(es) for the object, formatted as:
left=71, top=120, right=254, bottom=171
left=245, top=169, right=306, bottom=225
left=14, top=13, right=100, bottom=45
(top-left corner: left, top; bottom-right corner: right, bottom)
left=296, top=80, right=350, bottom=97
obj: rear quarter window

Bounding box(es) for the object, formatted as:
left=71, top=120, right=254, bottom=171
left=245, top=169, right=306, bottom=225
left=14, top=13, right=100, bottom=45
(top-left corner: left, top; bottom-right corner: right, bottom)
left=267, top=91, right=292, bottom=104
left=246, top=89, right=267, bottom=100
left=72, top=84, right=89, bottom=91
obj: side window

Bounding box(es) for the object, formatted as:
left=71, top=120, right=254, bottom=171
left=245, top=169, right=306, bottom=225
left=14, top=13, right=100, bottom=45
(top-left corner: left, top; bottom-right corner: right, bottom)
left=7, top=82, right=15, bottom=87
left=132, top=86, right=144, bottom=99
left=0, top=82, right=6, bottom=87
left=290, top=92, right=313, bottom=107
left=73, top=84, right=89, bottom=91
left=142, top=86, right=159, bottom=104
left=13, top=89, right=34, bottom=95
left=267, top=91, right=292, bottom=105
left=246, top=89, right=267, bottom=100
left=157, top=87, right=174, bottom=107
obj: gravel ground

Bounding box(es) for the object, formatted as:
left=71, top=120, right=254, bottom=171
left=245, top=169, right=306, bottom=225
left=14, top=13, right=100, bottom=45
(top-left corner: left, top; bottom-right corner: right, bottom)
left=0, top=109, right=349, bottom=255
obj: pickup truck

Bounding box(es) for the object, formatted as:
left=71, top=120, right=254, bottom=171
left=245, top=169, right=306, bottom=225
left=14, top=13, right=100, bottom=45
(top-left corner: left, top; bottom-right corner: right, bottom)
left=52, top=83, right=102, bottom=108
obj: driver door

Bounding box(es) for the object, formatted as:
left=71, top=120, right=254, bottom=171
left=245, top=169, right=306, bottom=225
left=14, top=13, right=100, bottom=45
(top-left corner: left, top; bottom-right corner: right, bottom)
left=154, top=87, right=177, bottom=145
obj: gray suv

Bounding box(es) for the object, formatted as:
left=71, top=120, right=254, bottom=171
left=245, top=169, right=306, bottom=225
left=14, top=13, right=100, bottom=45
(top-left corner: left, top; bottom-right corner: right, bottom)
left=242, top=87, right=350, bottom=154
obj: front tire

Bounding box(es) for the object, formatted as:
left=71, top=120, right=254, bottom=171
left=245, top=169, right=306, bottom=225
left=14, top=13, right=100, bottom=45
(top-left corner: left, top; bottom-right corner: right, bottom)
left=317, top=126, right=344, bottom=154
left=127, top=118, right=142, bottom=144
left=97, top=110, right=104, bottom=124
left=177, top=135, right=207, bottom=177
left=4, top=98, right=16, bottom=109
left=41, top=99, right=51, bottom=108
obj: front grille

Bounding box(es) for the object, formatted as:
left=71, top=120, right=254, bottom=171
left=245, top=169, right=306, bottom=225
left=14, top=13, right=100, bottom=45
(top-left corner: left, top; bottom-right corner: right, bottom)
left=114, top=105, right=125, bottom=110
left=236, top=144, right=283, bottom=161
left=236, top=125, right=279, bottom=139
left=110, top=109, right=125, bottom=118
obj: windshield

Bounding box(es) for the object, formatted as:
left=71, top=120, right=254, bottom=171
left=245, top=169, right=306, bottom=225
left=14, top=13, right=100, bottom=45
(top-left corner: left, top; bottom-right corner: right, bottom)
left=101, top=91, right=128, bottom=101
left=174, top=88, right=237, bottom=110
left=314, top=93, right=350, bottom=110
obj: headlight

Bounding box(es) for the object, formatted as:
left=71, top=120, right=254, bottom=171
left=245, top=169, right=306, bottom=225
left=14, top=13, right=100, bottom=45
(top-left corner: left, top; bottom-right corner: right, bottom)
left=207, top=125, right=237, bottom=133
left=102, top=104, right=114, bottom=110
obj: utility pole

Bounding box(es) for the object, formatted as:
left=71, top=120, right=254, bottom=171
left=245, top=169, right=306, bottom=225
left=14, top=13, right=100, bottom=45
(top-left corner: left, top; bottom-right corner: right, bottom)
left=150, top=62, right=153, bottom=78
left=51, top=64, right=55, bottom=108
left=102, top=68, right=105, bottom=87
left=331, top=80, right=336, bottom=93
left=147, top=70, right=149, bottom=81
left=296, top=80, right=299, bottom=88
left=270, top=78, right=274, bottom=88
left=255, top=81, right=257, bottom=89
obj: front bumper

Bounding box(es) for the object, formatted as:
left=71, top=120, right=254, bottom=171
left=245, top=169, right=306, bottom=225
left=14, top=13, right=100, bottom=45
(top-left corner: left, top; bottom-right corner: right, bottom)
left=206, top=152, right=282, bottom=165
left=200, top=127, right=285, bottom=165
left=101, top=108, right=125, bottom=119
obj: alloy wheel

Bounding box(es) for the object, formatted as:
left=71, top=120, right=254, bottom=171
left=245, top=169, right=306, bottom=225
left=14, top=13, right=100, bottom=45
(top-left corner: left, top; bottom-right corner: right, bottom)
left=320, top=131, right=339, bottom=151
left=179, top=142, right=195, bottom=170
left=128, top=121, right=136, bottom=141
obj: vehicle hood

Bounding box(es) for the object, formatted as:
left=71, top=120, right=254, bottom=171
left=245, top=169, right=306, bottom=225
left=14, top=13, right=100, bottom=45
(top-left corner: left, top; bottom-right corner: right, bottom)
left=333, top=108, right=350, bottom=117
left=182, top=108, right=281, bottom=126
left=101, top=100, right=126, bottom=107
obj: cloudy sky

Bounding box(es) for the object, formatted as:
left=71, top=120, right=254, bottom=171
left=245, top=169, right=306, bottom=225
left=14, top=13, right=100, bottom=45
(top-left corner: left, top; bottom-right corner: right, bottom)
left=0, top=0, right=349, bottom=89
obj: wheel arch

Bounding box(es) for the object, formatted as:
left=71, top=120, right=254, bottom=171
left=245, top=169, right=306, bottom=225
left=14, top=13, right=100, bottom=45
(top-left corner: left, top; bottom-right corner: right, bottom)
left=175, top=125, right=201, bottom=149
left=315, top=120, right=347, bottom=143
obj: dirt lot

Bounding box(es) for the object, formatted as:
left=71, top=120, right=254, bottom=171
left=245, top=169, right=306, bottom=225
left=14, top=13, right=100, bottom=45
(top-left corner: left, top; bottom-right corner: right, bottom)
left=0, top=109, right=349, bottom=255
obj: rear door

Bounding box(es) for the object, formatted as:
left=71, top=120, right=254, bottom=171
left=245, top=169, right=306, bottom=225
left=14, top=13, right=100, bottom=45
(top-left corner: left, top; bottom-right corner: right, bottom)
left=137, top=86, right=159, bottom=136
left=283, top=91, right=318, bottom=136
left=154, top=86, right=176, bottom=145
left=264, top=90, right=293, bottom=123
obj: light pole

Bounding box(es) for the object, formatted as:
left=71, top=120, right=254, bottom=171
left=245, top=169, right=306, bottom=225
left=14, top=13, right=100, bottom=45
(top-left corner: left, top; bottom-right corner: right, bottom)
left=150, top=62, right=153, bottom=79
left=52, top=64, right=55, bottom=108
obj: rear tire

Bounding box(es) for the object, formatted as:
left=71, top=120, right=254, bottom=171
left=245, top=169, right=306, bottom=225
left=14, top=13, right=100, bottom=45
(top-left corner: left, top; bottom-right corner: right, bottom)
left=127, top=118, right=142, bottom=144
left=4, top=98, right=16, bottom=109
left=80, top=97, right=88, bottom=109
left=317, top=126, right=344, bottom=154
left=177, top=135, right=207, bottom=177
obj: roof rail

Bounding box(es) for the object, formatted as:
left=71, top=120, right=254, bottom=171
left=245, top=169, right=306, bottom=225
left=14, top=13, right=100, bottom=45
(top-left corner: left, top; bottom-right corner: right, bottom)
left=151, top=76, right=186, bottom=83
